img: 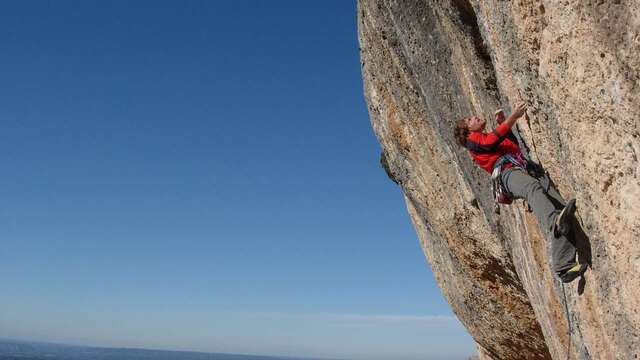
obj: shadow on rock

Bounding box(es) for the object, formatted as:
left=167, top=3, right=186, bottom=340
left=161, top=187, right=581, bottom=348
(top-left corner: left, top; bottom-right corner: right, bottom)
left=572, top=214, right=593, bottom=295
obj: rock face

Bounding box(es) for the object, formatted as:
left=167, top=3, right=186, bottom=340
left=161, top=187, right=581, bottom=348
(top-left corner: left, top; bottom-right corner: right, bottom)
left=358, top=1, right=639, bottom=359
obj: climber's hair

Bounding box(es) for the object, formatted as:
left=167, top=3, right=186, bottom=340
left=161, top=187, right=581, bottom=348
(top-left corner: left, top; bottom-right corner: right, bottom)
left=454, top=118, right=469, bottom=148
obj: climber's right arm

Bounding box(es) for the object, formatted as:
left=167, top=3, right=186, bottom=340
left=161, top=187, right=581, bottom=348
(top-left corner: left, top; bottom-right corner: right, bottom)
left=487, top=102, right=526, bottom=140
left=501, top=102, right=526, bottom=132
left=466, top=102, right=526, bottom=152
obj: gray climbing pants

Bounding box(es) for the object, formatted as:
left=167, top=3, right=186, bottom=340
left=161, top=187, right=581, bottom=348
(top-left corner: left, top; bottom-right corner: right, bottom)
left=501, top=168, right=577, bottom=274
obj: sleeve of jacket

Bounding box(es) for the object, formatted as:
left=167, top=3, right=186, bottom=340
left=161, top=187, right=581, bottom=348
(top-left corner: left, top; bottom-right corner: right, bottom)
left=465, top=122, right=511, bottom=153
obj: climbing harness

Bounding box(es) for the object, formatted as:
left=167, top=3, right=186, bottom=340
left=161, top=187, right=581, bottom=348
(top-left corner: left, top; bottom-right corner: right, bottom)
left=491, top=153, right=527, bottom=213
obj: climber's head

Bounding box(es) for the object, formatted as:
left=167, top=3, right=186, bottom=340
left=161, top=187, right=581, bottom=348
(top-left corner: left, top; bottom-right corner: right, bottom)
left=454, top=116, right=485, bottom=147
left=467, top=116, right=486, bottom=132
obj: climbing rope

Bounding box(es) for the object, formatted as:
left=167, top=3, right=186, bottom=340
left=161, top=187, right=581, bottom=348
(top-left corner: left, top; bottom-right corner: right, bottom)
left=511, top=94, right=574, bottom=358
left=520, top=96, right=572, bottom=359
left=523, top=111, right=540, bottom=157
left=560, top=282, right=572, bottom=360
left=513, top=90, right=539, bottom=159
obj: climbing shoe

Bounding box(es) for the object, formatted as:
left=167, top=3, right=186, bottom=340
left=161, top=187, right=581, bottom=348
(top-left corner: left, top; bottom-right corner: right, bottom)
left=555, top=199, right=576, bottom=237
left=559, top=263, right=588, bottom=283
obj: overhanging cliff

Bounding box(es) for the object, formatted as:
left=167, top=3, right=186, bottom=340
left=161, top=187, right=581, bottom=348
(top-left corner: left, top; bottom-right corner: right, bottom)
left=357, top=1, right=639, bottom=359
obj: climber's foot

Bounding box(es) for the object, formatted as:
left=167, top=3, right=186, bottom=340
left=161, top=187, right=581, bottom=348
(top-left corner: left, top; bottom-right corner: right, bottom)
left=555, top=199, right=576, bottom=237
left=559, top=263, right=588, bottom=283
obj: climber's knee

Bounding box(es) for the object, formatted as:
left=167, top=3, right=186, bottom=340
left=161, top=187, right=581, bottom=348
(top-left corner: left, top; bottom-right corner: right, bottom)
left=524, top=180, right=545, bottom=202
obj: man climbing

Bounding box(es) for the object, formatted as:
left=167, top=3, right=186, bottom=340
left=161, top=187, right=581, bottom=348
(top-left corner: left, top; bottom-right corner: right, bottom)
left=453, top=102, right=588, bottom=283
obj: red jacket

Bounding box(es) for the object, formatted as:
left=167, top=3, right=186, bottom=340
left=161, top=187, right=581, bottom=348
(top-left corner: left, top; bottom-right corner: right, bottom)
left=466, top=122, right=521, bottom=173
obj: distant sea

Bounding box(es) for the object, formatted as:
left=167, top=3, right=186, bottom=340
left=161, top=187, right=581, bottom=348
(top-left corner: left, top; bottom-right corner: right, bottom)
left=0, top=339, right=333, bottom=360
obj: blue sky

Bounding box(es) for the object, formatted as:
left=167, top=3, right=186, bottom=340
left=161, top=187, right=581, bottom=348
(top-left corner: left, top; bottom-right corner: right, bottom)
left=0, top=1, right=475, bottom=359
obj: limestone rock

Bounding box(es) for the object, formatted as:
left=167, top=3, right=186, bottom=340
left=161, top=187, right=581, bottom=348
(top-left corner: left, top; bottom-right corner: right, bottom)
left=358, top=1, right=639, bottom=359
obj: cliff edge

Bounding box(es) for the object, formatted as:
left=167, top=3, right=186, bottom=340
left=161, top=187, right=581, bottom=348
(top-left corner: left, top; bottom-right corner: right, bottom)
left=358, top=1, right=639, bottom=359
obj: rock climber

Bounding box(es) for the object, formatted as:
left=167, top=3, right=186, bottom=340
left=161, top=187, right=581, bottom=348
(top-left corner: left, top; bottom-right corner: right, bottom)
left=453, top=102, right=588, bottom=283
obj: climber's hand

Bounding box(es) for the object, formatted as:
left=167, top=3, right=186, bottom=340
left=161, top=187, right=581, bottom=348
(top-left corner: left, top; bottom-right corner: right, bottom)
left=494, top=109, right=505, bottom=124
left=512, top=102, right=527, bottom=119
left=503, top=102, right=527, bottom=128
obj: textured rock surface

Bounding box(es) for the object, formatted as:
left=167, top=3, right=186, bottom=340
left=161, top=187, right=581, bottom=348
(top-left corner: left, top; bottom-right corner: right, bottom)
left=358, top=1, right=639, bottom=359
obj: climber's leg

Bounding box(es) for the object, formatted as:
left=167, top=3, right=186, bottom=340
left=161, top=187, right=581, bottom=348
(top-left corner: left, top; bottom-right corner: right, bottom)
left=543, top=181, right=565, bottom=209
left=501, top=169, right=577, bottom=274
